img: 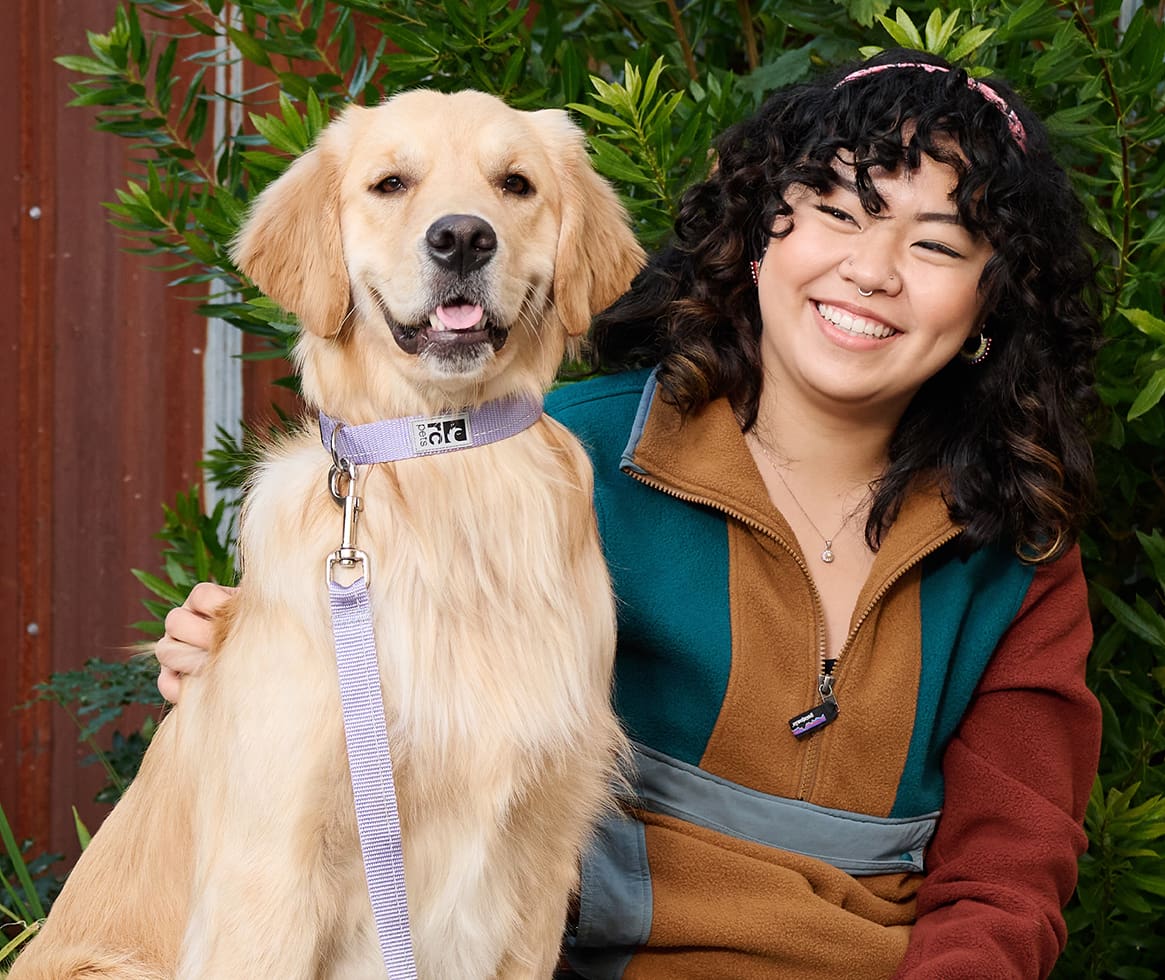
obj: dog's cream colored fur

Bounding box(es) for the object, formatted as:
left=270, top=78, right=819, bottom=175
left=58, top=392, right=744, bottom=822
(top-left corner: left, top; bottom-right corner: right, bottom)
left=13, top=90, right=643, bottom=979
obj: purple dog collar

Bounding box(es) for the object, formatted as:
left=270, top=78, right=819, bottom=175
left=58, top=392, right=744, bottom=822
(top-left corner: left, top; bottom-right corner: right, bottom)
left=319, top=393, right=543, bottom=465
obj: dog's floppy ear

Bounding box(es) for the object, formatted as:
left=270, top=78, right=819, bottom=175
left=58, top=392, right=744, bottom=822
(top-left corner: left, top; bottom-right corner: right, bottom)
left=231, top=108, right=361, bottom=338
left=535, top=111, right=645, bottom=338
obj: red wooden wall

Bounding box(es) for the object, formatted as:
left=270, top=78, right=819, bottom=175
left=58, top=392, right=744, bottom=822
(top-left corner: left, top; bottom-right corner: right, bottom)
left=0, top=0, right=292, bottom=869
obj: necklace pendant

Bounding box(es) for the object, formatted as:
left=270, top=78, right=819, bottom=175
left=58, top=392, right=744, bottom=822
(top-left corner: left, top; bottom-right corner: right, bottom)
left=821, top=542, right=835, bottom=563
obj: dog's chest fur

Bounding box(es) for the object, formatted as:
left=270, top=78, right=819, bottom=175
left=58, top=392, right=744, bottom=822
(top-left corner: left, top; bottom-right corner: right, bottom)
left=236, top=417, right=613, bottom=745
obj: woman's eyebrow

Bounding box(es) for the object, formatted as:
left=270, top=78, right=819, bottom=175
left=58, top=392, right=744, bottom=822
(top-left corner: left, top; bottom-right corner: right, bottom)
left=830, top=177, right=966, bottom=226
left=915, top=211, right=962, bottom=225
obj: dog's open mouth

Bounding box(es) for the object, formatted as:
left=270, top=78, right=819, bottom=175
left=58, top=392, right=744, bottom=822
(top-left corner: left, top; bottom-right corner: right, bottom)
left=388, top=299, right=509, bottom=357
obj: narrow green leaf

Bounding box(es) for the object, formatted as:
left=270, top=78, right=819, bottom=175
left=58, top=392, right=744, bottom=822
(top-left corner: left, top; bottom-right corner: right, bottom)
left=1135, top=530, right=1165, bottom=589
left=923, top=8, right=943, bottom=51
left=642, top=57, right=665, bottom=108
left=1127, top=367, right=1165, bottom=420
left=501, top=49, right=525, bottom=94
left=931, top=9, right=961, bottom=54
left=227, top=26, right=271, bottom=69
left=567, top=103, right=632, bottom=131
left=1003, top=0, right=1049, bottom=34
left=187, top=98, right=209, bottom=146
left=947, top=26, right=997, bottom=63
left=155, top=37, right=178, bottom=91
left=72, top=807, right=92, bottom=850
left=279, top=93, right=310, bottom=152
left=68, top=87, right=135, bottom=108
left=0, top=920, right=41, bottom=962
left=1120, top=308, right=1165, bottom=343
left=177, top=66, right=207, bottom=122
left=0, top=803, right=45, bottom=920
left=1094, top=583, right=1165, bottom=647
left=739, top=46, right=813, bottom=96
left=876, top=14, right=918, bottom=51
left=586, top=139, right=650, bottom=185
left=55, top=54, right=114, bottom=75
left=338, top=15, right=357, bottom=76
left=243, top=149, right=292, bottom=173
left=183, top=13, right=218, bottom=37
left=305, top=87, right=325, bottom=139
left=1124, top=871, right=1165, bottom=899
left=130, top=568, right=187, bottom=605
left=248, top=112, right=299, bottom=155
left=894, top=8, right=924, bottom=49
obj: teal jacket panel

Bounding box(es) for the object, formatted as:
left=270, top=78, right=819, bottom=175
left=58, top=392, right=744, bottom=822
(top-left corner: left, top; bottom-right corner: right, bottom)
left=547, top=370, right=732, bottom=767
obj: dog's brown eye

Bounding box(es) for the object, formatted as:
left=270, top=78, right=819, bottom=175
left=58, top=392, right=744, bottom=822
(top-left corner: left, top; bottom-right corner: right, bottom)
left=374, top=175, right=405, bottom=194
left=502, top=174, right=532, bottom=196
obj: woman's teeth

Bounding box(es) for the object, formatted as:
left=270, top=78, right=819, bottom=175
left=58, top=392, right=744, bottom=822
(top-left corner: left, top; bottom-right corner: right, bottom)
left=816, top=302, right=896, bottom=339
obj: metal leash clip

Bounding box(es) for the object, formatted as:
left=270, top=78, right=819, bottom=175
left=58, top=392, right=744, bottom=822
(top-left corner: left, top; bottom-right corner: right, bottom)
left=326, top=423, right=371, bottom=586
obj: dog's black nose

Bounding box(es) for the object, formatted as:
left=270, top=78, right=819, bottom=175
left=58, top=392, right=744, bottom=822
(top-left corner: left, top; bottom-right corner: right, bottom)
left=425, top=214, right=497, bottom=275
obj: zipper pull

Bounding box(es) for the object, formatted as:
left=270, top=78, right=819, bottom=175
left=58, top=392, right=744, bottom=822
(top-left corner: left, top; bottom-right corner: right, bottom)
left=789, top=659, right=840, bottom=739
left=818, top=658, right=839, bottom=709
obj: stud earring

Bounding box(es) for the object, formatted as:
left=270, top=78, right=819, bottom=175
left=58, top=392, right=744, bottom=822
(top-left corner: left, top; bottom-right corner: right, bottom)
left=749, top=260, right=760, bottom=285
left=960, top=332, right=992, bottom=365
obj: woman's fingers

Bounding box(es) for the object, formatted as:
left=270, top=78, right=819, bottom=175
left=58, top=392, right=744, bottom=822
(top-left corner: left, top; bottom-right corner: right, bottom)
left=157, top=663, right=183, bottom=705
left=155, top=583, right=238, bottom=703
left=184, top=581, right=237, bottom=618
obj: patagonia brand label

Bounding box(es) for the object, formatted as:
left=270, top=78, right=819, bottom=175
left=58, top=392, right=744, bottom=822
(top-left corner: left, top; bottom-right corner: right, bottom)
left=789, top=700, right=838, bottom=739
left=411, top=413, right=473, bottom=453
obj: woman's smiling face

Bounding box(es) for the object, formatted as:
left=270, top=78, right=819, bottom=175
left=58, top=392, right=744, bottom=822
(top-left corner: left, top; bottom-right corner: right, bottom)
left=755, top=152, right=993, bottom=424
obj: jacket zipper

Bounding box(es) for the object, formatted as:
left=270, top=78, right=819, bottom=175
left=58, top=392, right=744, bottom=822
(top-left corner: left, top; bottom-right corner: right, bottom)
left=625, top=466, right=962, bottom=801
left=796, top=525, right=963, bottom=799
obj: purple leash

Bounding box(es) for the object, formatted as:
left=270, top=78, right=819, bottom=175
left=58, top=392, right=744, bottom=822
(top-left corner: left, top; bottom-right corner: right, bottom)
left=329, top=574, right=417, bottom=978
left=323, top=394, right=542, bottom=977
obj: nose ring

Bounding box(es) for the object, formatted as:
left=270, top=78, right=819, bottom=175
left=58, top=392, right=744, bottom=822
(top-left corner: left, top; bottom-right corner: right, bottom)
left=857, top=287, right=874, bottom=297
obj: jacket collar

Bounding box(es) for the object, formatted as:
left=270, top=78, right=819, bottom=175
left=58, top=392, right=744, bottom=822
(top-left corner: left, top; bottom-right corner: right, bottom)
left=620, top=372, right=962, bottom=597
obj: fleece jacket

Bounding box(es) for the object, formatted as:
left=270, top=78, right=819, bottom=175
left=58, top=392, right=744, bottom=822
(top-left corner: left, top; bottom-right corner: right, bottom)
left=547, top=369, right=1101, bottom=980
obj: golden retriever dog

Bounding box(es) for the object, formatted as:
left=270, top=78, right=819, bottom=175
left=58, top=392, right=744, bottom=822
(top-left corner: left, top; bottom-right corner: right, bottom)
left=13, top=89, right=643, bottom=979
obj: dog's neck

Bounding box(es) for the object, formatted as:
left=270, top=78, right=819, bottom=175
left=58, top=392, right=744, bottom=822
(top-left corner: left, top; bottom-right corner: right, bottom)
left=295, top=324, right=562, bottom=425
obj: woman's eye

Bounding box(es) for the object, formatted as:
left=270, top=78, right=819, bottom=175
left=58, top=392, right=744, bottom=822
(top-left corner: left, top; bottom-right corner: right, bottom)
left=917, top=241, right=963, bottom=258
left=503, top=173, right=533, bottom=196
left=374, top=175, right=405, bottom=193
left=816, top=205, right=856, bottom=224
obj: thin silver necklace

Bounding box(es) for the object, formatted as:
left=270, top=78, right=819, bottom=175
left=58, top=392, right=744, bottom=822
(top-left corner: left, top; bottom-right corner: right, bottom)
left=750, top=432, right=863, bottom=564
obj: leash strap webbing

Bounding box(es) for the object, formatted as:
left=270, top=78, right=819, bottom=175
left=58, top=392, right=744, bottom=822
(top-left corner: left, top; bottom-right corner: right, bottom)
left=329, top=576, right=418, bottom=979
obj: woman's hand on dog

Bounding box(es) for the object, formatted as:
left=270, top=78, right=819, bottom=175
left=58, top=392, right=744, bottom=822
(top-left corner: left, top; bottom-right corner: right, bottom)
left=156, top=582, right=235, bottom=702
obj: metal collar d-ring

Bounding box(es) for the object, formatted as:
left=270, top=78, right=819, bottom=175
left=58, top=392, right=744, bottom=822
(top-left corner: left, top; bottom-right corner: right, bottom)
left=329, top=419, right=348, bottom=467
left=328, top=421, right=355, bottom=504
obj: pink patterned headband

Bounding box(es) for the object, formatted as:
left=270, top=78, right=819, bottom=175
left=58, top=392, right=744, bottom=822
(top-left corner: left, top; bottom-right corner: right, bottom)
left=835, top=62, right=1028, bottom=152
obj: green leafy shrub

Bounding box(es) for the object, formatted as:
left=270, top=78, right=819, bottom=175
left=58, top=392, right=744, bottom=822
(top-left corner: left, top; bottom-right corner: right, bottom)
left=0, top=803, right=54, bottom=970
left=5, top=1, right=1161, bottom=973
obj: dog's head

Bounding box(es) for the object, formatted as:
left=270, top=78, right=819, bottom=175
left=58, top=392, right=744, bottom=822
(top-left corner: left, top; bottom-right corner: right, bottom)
left=232, top=90, right=644, bottom=418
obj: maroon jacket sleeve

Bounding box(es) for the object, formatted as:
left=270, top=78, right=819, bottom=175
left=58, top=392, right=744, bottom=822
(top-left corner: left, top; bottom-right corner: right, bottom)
left=894, top=545, right=1101, bottom=980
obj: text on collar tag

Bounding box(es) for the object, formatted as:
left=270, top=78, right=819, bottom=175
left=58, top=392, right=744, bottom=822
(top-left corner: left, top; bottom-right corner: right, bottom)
left=411, top=412, right=473, bottom=453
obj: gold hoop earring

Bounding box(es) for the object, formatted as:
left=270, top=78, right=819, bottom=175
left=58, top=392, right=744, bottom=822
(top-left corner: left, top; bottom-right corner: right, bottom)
left=960, top=332, right=991, bottom=365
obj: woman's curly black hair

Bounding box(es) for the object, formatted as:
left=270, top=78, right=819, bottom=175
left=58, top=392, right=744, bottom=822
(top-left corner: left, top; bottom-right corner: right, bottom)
left=591, top=48, right=1101, bottom=562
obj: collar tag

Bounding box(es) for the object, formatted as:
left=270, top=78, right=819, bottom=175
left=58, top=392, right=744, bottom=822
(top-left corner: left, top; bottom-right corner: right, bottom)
left=410, top=412, right=473, bottom=454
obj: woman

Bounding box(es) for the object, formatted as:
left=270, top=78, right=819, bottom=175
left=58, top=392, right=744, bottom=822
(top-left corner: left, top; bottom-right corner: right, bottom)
left=159, top=50, right=1102, bottom=978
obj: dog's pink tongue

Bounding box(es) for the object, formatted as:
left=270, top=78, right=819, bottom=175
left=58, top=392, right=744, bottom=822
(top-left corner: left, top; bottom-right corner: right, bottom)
left=433, top=304, right=484, bottom=331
